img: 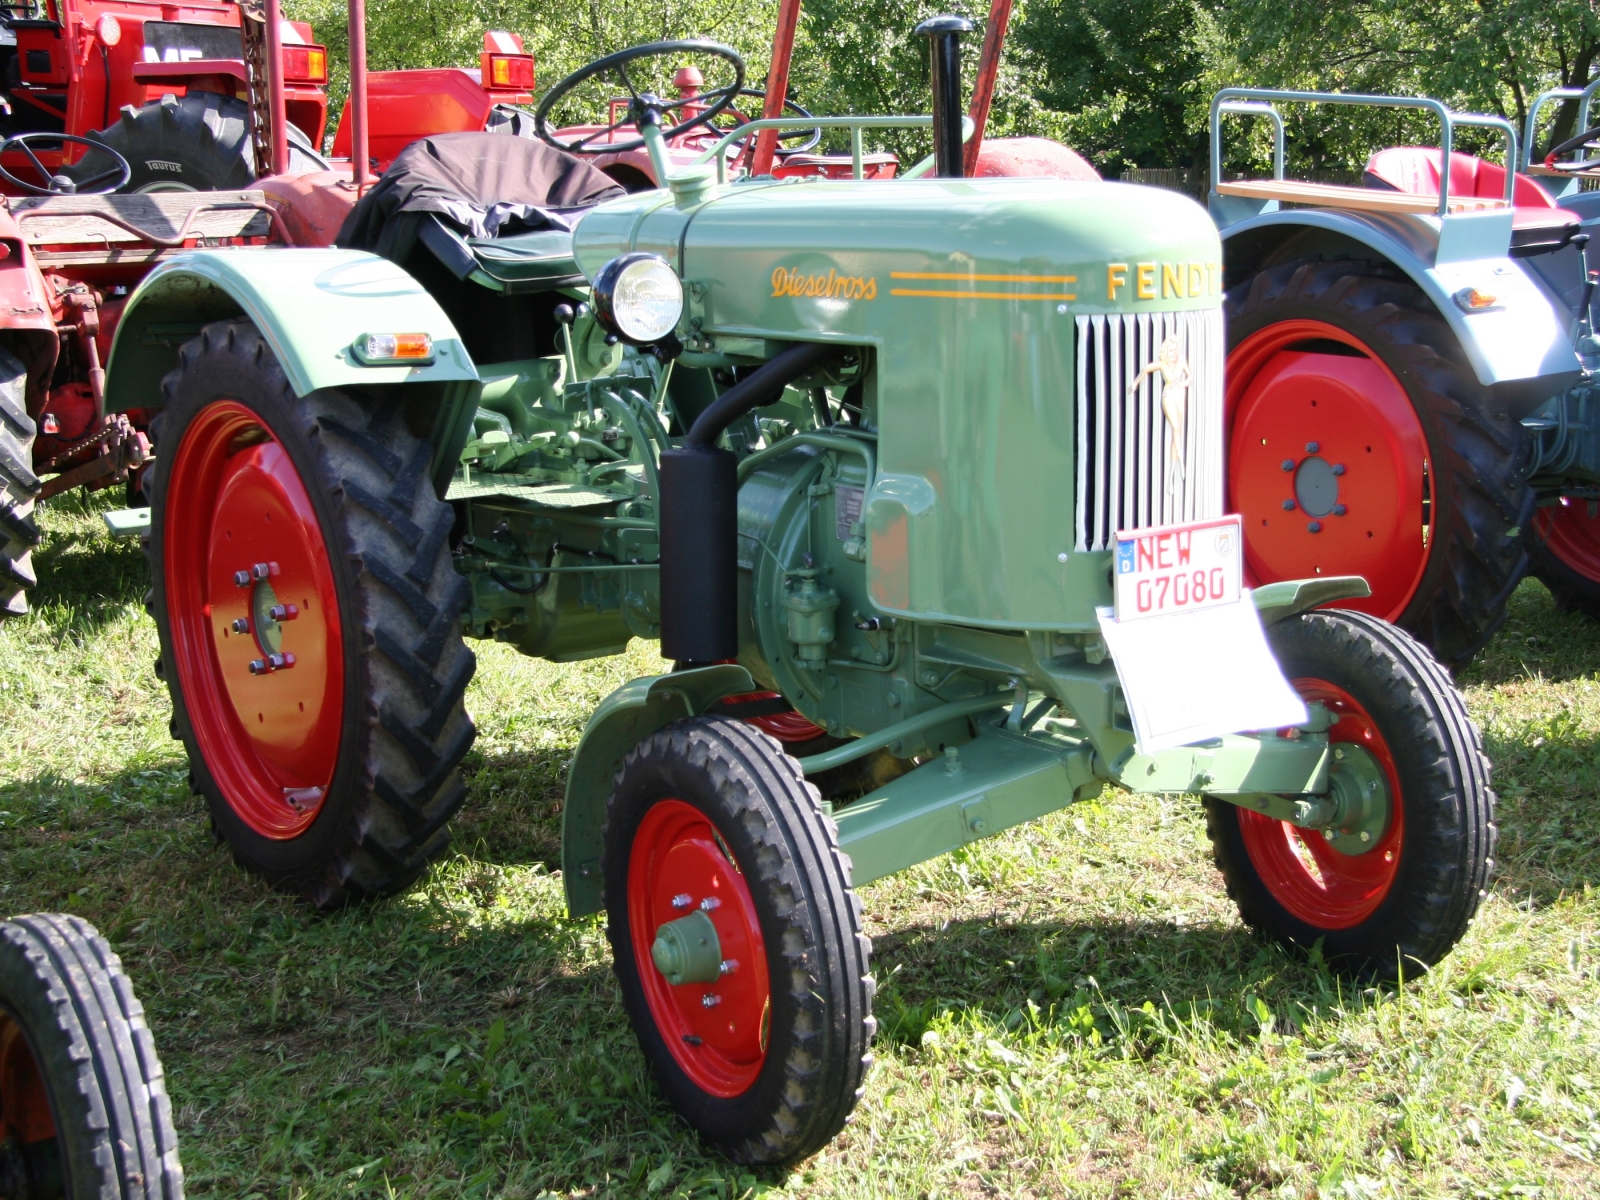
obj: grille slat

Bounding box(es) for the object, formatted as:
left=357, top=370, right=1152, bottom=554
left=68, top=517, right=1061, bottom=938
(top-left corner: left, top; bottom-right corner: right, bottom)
left=1074, top=309, right=1225, bottom=552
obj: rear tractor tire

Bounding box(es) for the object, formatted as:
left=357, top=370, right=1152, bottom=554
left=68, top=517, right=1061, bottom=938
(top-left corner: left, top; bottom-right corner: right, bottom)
left=0, top=913, right=184, bottom=1199
left=1205, top=609, right=1496, bottom=979
left=1524, top=498, right=1600, bottom=618
left=603, top=716, right=876, bottom=1164
left=1225, top=256, right=1532, bottom=669
left=0, top=347, right=37, bottom=617
left=146, top=320, right=476, bottom=907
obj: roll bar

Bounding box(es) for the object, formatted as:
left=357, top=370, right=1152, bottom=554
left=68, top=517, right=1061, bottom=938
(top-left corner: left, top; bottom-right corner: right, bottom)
left=1523, top=78, right=1600, bottom=171
left=1210, top=88, right=1520, bottom=217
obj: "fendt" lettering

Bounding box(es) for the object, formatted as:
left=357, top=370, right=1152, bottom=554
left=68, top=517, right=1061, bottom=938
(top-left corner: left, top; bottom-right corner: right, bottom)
left=1106, top=261, right=1221, bottom=302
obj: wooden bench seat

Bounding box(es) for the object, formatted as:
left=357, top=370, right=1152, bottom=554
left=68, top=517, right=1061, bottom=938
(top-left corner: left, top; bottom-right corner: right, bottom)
left=1216, top=178, right=1509, bottom=215
left=8, top=190, right=272, bottom=267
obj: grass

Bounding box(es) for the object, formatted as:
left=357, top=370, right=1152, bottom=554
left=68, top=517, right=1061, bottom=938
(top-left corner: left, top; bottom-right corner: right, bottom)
left=5, top=488, right=1600, bottom=1198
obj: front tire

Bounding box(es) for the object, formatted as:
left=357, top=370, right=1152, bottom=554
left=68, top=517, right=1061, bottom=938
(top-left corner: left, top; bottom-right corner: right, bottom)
left=1225, top=256, right=1533, bottom=668
left=603, top=716, right=875, bottom=1164
left=147, top=320, right=475, bottom=906
left=1205, top=609, right=1496, bottom=978
left=0, top=914, right=184, bottom=1199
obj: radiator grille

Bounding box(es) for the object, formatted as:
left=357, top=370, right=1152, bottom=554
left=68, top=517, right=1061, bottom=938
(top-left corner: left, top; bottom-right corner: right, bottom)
left=1074, top=309, right=1225, bottom=552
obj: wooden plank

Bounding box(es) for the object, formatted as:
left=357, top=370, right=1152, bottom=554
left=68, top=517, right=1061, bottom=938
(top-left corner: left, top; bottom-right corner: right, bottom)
left=9, top=189, right=270, bottom=245
left=1528, top=164, right=1600, bottom=181
left=1216, top=178, right=1508, bottom=215
left=32, top=248, right=179, bottom=267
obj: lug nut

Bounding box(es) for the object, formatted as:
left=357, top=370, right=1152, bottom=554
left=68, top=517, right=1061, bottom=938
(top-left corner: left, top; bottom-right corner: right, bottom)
left=230, top=617, right=250, bottom=633
left=1332, top=464, right=1346, bottom=476
left=701, top=993, right=722, bottom=1008
left=1333, top=504, right=1347, bottom=516
left=251, top=562, right=272, bottom=581
left=1305, top=441, right=1319, bottom=453
left=1281, top=499, right=1295, bottom=511
left=1307, top=521, right=1322, bottom=533
left=234, top=570, right=252, bottom=587
left=700, top=896, right=721, bottom=911
left=671, top=893, right=692, bottom=909
left=1359, top=831, right=1371, bottom=842
left=1281, top=459, right=1295, bottom=472
left=268, top=603, right=298, bottom=622
left=719, top=959, right=739, bottom=975
left=1322, top=828, right=1336, bottom=841
left=249, top=658, right=268, bottom=675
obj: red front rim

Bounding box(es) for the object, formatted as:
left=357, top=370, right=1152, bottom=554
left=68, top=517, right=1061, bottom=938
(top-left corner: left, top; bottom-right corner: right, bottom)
left=628, top=799, right=771, bottom=1097
left=1533, top=499, right=1600, bottom=583
left=1227, top=319, right=1432, bottom=621
left=165, top=400, right=345, bottom=839
left=1237, top=678, right=1405, bottom=929
left=0, top=1009, right=55, bottom=1146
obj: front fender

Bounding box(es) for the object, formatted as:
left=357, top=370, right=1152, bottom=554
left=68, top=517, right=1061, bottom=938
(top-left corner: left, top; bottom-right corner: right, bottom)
left=104, top=248, right=479, bottom=410
left=1220, top=208, right=1579, bottom=394
left=562, top=664, right=756, bottom=918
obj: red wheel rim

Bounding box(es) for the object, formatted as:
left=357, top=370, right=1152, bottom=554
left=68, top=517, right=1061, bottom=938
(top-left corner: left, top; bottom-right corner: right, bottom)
left=628, top=799, right=771, bottom=1097
left=1227, top=319, right=1431, bottom=621
left=165, top=400, right=344, bottom=839
left=0, top=1009, right=55, bottom=1146
left=1533, top=499, right=1600, bottom=583
left=1237, top=678, right=1405, bottom=929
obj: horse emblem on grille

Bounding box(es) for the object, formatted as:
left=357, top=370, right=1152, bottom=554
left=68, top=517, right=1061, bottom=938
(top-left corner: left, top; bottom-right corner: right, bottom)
left=1127, top=334, right=1192, bottom=496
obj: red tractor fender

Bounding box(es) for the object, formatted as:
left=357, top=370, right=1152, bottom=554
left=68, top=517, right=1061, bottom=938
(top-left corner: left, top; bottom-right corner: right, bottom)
left=0, top=205, right=62, bottom=416
left=257, top=170, right=358, bottom=247
left=970, top=137, right=1100, bottom=181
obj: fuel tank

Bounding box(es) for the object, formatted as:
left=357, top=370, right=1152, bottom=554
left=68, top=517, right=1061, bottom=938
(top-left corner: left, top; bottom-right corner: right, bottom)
left=575, top=176, right=1226, bottom=630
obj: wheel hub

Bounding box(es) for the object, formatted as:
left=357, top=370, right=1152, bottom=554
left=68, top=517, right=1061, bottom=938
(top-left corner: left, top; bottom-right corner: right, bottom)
left=1228, top=320, right=1430, bottom=621
left=165, top=401, right=345, bottom=839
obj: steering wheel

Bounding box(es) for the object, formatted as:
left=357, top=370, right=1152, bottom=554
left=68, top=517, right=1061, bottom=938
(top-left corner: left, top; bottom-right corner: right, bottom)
left=535, top=40, right=746, bottom=154
left=1545, top=123, right=1600, bottom=171
left=0, top=132, right=130, bottom=196
left=708, top=89, right=823, bottom=156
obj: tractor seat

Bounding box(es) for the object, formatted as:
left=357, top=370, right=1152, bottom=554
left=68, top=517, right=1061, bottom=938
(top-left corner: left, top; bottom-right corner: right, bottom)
left=417, top=219, right=587, bottom=292
left=1364, top=146, right=1580, bottom=255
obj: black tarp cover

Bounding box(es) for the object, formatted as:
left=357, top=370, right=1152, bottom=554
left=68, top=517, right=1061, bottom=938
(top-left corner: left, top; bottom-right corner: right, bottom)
left=334, top=131, right=625, bottom=263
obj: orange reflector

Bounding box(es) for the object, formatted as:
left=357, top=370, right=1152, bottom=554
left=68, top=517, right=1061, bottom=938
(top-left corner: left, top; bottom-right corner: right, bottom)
left=1452, top=287, right=1499, bottom=312
left=281, top=44, right=329, bottom=84
left=354, top=333, right=434, bottom=364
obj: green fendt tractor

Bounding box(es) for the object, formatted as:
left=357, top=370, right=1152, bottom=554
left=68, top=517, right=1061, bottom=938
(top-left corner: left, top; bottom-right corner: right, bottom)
left=103, top=31, right=1496, bottom=1164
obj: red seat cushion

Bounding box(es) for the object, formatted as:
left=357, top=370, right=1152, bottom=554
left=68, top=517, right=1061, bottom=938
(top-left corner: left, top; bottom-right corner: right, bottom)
left=1365, top=146, right=1557, bottom=209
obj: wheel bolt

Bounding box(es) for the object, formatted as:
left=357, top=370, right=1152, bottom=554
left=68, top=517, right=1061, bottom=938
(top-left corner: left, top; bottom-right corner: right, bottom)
left=1281, top=499, right=1295, bottom=511
left=1281, top=459, right=1295, bottom=472
left=1305, top=441, right=1319, bottom=453
left=230, top=617, right=250, bottom=633
left=700, top=896, right=721, bottom=911
left=1332, top=504, right=1347, bottom=516
left=234, top=570, right=252, bottom=587
left=1359, top=831, right=1371, bottom=842
left=1307, top=521, right=1322, bottom=533
left=251, top=562, right=272, bottom=581
left=701, top=993, right=722, bottom=1008
left=719, top=959, right=739, bottom=975
left=1322, top=828, right=1336, bottom=841
left=1332, top=464, right=1346, bottom=476
left=249, top=658, right=267, bottom=674
left=671, top=894, right=692, bottom=909
left=268, top=603, right=298, bottom=622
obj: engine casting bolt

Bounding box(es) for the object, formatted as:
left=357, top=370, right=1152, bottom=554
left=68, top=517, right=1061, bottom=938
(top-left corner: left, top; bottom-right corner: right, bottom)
left=231, top=618, right=250, bottom=633
left=1307, top=521, right=1322, bottom=533
left=700, top=897, right=721, bottom=911
left=671, top=894, right=692, bottom=909
left=719, top=959, right=738, bottom=975
left=1281, top=459, right=1295, bottom=472
left=701, top=993, right=722, bottom=1008
left=1281, top=499, right=1295, bottom=511
left=268, top=604, right=299, bottom=622
left=1332, top=504, right=1347, bottom=516
left=1305, top=442, right=1319, bottom=453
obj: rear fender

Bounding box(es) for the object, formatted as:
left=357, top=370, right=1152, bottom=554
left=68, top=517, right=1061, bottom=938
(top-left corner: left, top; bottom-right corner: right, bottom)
left=105, top=248, right=482, bottom=492
left=1220, top=209, right=1579, bottom=400
left=562, top=664, right=757, bottom=918
left=0, top=219, right=61, bottom=414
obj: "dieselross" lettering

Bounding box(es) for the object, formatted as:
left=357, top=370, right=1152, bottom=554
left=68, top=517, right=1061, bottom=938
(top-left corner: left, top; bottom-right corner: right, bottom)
left=771, top=267, right=878, bottom=300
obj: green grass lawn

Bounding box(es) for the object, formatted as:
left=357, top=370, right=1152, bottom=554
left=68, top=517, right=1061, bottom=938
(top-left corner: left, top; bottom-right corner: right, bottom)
left=6, top=490, right=1600, bottom=1198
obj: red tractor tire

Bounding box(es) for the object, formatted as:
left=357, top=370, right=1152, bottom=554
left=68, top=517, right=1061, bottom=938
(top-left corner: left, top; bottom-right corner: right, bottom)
left=1225, top=256, right=1532, bottom=669
left=146, top=320, right=475, bottom=906
left=1524, top=499, right=1600, bottom=617
left=0, top=914, right=184, bottom=1199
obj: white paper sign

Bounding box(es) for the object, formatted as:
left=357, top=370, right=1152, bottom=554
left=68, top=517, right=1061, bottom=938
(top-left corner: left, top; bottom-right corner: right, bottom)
left=1095, top=595, right=1308, bottom=755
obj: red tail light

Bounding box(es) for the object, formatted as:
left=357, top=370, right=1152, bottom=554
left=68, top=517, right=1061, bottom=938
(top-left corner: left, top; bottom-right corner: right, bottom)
left=481, top=53, right=534, bottom=90
left=281, top=44, right=328, bottom=85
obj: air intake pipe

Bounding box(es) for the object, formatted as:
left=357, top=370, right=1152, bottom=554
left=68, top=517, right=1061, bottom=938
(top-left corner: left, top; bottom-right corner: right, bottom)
left=915, top=14, right=974, bottom=179
left=659, top=341, right=841, bottom=664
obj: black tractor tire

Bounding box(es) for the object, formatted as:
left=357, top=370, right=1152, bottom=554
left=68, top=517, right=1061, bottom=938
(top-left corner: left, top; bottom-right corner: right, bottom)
left=0, top=914, right=184, bottom=1199
left=1226, top=256, right=1533, bottom=669
left=1204, top=609, right=1496, bottom=979
left=603, top=716, right=875, bottom=1165
left=73, top=93, right=324, bottom=194
left=146, top=320, right=476, bottom=907
left=1523, top=505, right=1600, bottom=618
left=0, top=346, right=37, bottom=616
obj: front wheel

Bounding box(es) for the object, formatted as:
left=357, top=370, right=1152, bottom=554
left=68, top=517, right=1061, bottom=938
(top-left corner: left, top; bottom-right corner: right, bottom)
left=0, top=914, right=184, bottom=1199
left=147, top=320, right=476, bottom=906
left=603, top=716, right=875, bottom=1164
left=1205, top=609, right=1496, bottom=978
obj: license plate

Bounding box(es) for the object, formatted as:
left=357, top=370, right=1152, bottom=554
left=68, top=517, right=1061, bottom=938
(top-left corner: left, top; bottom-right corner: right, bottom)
left=1113, top=515, right=1242, bottom=622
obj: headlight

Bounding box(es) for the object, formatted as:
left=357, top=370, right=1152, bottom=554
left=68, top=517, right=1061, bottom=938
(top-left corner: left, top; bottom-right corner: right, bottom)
left=593, top=253, right=683, bottom=345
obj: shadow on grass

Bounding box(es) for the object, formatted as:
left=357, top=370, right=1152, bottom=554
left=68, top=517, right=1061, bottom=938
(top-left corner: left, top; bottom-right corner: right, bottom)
left=1460, top=575, right=1600, bottom=688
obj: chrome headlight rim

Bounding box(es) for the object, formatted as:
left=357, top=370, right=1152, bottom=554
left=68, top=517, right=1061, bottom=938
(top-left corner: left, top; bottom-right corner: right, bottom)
left=592, top=252, right=684, bottom=346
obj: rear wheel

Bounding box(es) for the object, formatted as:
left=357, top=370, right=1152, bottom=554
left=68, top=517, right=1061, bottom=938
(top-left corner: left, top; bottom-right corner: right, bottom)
left=147, top=320, right=475, bottom=906
left=1204, top=609, right=1496, bottom=978
left=1225, top=257, right=1532, bottom=668
left=1525, top=499, right=1600, bottom=616
left=0, top=914, right=184, bottom=1199
left=0, top=347, right=37, bottom=616
left=603, top=716, right=874, bottom=1164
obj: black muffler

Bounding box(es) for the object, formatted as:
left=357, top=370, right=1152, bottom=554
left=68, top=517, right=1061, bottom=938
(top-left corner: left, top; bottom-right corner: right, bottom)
left=915, top=14, right=974, bottom=179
